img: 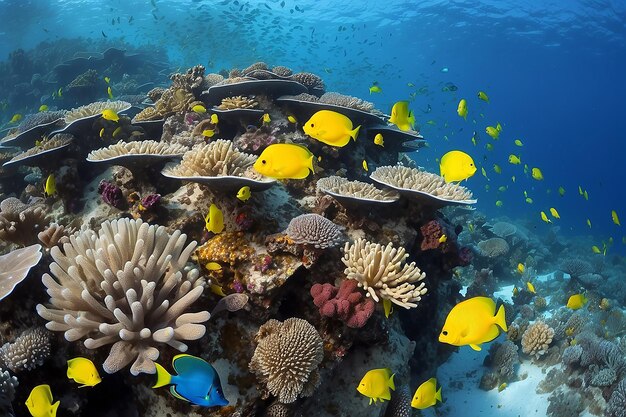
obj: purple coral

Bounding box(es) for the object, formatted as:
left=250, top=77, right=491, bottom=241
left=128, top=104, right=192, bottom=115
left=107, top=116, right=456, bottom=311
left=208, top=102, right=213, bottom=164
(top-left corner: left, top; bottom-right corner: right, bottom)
left=97, top=180, right=125, bottom=209
left=310, top=280, right=375, bottom=328
left=233, top=126, right=278, bottom=154
left=140, top=194, right=161, bottom=210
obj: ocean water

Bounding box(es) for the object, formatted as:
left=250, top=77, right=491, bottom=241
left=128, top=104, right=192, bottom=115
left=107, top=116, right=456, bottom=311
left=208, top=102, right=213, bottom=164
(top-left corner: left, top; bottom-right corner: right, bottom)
left=0, top=1, right=625, bottom=417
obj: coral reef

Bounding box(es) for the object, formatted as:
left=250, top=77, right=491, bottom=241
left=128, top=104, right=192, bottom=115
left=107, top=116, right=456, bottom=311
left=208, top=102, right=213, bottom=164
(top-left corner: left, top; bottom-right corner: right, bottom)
left=0, top=198, right=49, bottom=246
left=606, top=378, right=626, bottom=417
left=521, top=321, right=554, bottom=358
left=310, top=280, right=376, bottom=328
left=284, top=213, right=344, bottom=249
left=476, top=237, right=510, bottom=257
left=37, top=223, right=74, bottom=249
left=36, top=218, right=208, bottom=375
left=217, top=95, right=259, bottom=109
left=316, top=176, right=399, bottom=204
left=249, top=318, right=323, bottom=403
left=342, top=238, right=427, bottom=308
left=0, top=327, right=50, bottom=372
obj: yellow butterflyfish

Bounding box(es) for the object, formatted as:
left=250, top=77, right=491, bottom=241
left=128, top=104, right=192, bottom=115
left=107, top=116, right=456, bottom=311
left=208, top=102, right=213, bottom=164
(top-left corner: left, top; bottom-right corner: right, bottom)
left=369, top=83, right=382, bottom=94
left=26, top=384, right=60, bottom=417
left=549, top=207, right=560, bottom=219
left=44, top=174, right=56, bottom=197
left=205, top=262, right=223, bottom=271
left=508, top=154, right=521, bottom=165
left=67, top=357, right=102, bottom=388
left=495, top=200, right=503, bottom=207
left=531, top=167, right=543, bottom=180
left=525, top=197, right=533, bottom=204
left=517, top=263, right=525, bottom=274
left=485, top=123, right=501, bottom=139
left=587, top=219, right=592, bottom=228
left=210, top=113, right=219, bottom=124
left=612, top=210, right=620, bottom=226
left=254, top=143, right=315, bottom=179
left=388, top=101, right=415, bottom=131
left=457, top=98, right=468, bottom=120
left=303, top=110, right=360, bottom=146
left=192, top=104, right=206, bottom=113
left=383, top=299, right=393, bottom=318
left=493, top=164, right=501, bottom=174
left=540, top=211, right=551, bottom=223
left=236, top=186, right=251, bottom=202
left=39, top=104, right=48, bottom=112
left=477, top=91, right=489, bottom=102
left=99, top=127, right=105, bottom=138
left=591, top=245, right=601, bottom=254
left=439, top=150, right=476, bottom=182
left=514, top=139, right=523, bottom=146
left=411, top=378, right=442, bottom=410
left=205, top=204, right=224, bottom=234
left=262, top=113, right=271, bottom=124
left=9, top=113, right=22, bottom=123
left=287, top=115, right=297, bottom=124
left=202, top=129, right=215, bottom=138
left=107, top=86, right=113, bottom=99
left=362, top=159, right=368, bottom=171
left=357, top=368, right=395, bottom=405
left=566, top=293, right=587, bottom=310
left=374, top=133, right=384, bottom=146
left=526, top=281, right=536, bottom=294
left=101, top=108, right=119, bottom=122
left=438, top=234, right=447, bottom=244
left=583, top=190, right=589, bottom=200
left=104, top=76, right=110, bottom=83
left=558, top=186, right=565, bottom=196
left=578, top=185, right=584, bottom=195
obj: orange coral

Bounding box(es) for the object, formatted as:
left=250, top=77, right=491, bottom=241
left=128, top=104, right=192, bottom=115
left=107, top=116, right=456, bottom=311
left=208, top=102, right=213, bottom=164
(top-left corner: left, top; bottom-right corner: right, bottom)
left=195, top=231, right=255, bottom=266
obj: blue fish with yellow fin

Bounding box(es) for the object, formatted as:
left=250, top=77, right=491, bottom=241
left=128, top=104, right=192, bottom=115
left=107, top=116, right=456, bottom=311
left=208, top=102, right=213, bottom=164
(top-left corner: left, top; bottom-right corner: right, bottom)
left=153, top=354, right=228, bottom=407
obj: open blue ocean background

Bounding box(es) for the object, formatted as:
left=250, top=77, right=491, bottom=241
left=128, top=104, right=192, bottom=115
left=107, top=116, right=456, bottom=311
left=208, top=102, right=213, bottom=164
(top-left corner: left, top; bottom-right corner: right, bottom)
left=0, top=0, right=624, bottom=249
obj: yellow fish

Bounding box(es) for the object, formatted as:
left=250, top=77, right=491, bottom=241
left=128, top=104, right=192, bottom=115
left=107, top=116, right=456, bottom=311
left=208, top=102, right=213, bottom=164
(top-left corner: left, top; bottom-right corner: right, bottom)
left=583, top=190, right=589, bottom=200
left=192, top=104, right=206, bottom=113
left=578, top=185, right=584, bottom=195
left=514, top=139, right=523, bottom=146
left=566, top=293, right=587, bottom=310
left=612, top=210, right=620, bottom=226
left=26, top=384, right=60, bottom=417
left=35, top=139, right=42, bottom=147
left=498, top=186, right=507, bottom=192
left=202, top=129, right=215, bottom=138
left=356, top=368, right=395, bottom=404
left=439, top=150, right=477, bottom=183
left=362, top=159, right=368, bottom=171
left=205, top=204, right=224, bottom=234
left=525, top=197, right=533, bottom=204
left=540, top=211, right=551, bottom=223
left=374, top=133, right=384, bottom=146
left=67, top=357, right=102, bottom=388
left=303, top=110, right=360, bottom=147
left=57, top=87, right=63, bottom=98
left=531, top=167, right=543, bottom=180
left=104, top=76, right=110, bottom=84
left=517, top=263, right=525, bottom=274
left=107, top=86, right=113, bottom=99
left=205, top=262, right=222, bottom=271
left=512, top=286, right=519, bottom=296
left=112, top=126, right=123, bottom=137
left=481, top=167, right=488, bottom=179
left=210, top=283, right=226, bottom=297
left=591, top=245, right=601, bottom=254
left=485, top=124, right=501, bottom=139
left=527, top=281, right=536, bottom=294
left=101, top=108, right=119, bottom=122
left=44, top=174, right=56, bottom=197
left=411, top=378, right=442, bottom=410
left=369, top=83, right=382, bottom=94
left=457, top=98, right=468, bottom=120
left=99, top=127, right=105, bottom=138
left=508, top=154, right=521, bottom=165
left=587, top=218, right=592, bottom=228
left=10, top=113, right=22, bottom=123
left=262, top=113, right=271, bottom=123
left=254, top=143, right=315, bottom=179
left=287, top=115, right=297, bottom=124
left=550, top=207, right=560, bottom=219
left=383, top=299, right=393, bottom=318
left=477, top=91, right=489, bottom=103
left=558, top=186, right=565, bottom=196
left=439, top=297, right=507, bottom=351
left=498, top=383, right=507, bottom=392
left=495, top=200, right=503, bottom=207
left=210, top=113, right=219, bottom=124
left=438, top=234, right=447, bottom=244
left=493, top=164, right=501, bottom=174
left=236, top=186, right=251, bottom=202
left=388, top=101, right=415, bottom=131
left=39, top=104, right=49, bottom=112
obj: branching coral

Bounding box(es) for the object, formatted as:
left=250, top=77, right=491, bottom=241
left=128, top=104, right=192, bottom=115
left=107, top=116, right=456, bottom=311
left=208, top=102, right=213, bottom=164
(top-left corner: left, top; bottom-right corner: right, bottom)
left=0, top=327, right=50, bottom=372
left=36, top=218, right=209, bottom=375
left=310, top=280, right=375, bottom=328
left=249, top=318, right=323, bottom=403
left=284, top=214, right=344, bottom=249
left=342, top=238, right=427, bottom=308
left=134, top=88, right=195, bottom=121
left=272, top=66, right=293, bottom=77
left=217, top=95, right=259, bottom=110
left=370, top=165, right=475, bottom=203
left=521, top=321, right=554, bottom=358
left=476, top=238, right=510, bottom=257
left=0, top=198, right=49, bottom=246
left=0, top=244, right=42, bottom=301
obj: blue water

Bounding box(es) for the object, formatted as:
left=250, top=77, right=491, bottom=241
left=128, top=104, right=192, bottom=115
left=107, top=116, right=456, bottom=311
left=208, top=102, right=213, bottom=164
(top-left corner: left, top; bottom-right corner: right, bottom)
left=1, top=0, right=624, bottom=247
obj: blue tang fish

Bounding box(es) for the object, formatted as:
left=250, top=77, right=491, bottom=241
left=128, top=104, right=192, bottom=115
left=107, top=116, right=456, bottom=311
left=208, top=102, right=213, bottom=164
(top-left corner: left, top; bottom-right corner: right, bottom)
left=153, top=354, right=228, bottom=407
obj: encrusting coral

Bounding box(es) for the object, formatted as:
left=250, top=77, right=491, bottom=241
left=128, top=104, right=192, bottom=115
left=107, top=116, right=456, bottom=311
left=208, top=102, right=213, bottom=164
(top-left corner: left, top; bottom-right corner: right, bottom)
left=0, top=244, right=42, bottom=301
left=284, top=213, right=344, bottom=249
left=342, top=238, right=427, bottom=308
left=0, top=327, right=51, bottom=373
left=521, top=321, right=554, bottom=358
left=249, top=318, right=323, bottom=404
left=36, top=218, right=209, bottom=375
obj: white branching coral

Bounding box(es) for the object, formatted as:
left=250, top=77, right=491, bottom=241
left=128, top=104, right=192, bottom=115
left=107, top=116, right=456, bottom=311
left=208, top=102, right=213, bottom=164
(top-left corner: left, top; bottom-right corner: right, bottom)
left=36, top=218, right=209, bottom=376
left=522, top=321, right=554, bottom=358
left=341, top=238, right=427, bottom=309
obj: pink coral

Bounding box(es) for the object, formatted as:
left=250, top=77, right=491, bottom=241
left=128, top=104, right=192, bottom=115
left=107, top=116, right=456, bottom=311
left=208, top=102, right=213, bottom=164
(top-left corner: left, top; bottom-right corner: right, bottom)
left=310, top=280, right=375, bottom=328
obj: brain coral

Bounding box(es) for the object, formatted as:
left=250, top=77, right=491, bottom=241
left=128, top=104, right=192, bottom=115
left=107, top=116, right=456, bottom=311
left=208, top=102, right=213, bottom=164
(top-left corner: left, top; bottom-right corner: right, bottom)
left=36, top=218, right=209, bottom=375
left=476, top=237, right=510, bottom=258
left=249, top=318, right=323, bottom=404
left=284, top=214, right=344, bottom=249
left=342, top=238, right=427, bottom=309
left=521, top=321, right=554, bottom=358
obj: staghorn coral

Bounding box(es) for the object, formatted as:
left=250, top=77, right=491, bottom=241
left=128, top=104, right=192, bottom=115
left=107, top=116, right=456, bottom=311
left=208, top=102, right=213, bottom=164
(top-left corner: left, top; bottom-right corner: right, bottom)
left=0, top=370, right=18, bottom=417
left=476, top=238, right=510, bottom=257
left=590, top=366, right=617, bottom=387
left=0, top=327, right=51, bottom=373
left=606, top=378, right=626, bottom=417
left=310, top=280, right=376, bottom=328
left=0, top=198, right=49, bottom=246
left=290, top=72, right=325, bottom=96
left=36, top=218, right=209, bottom=375
left=0, top=244, right=42, bottom=301
left=284, top=214, right=344, bottom=249
left=133, top=106, right=160, bottom=121
left=316, top=176, right=399, bottom=203
left=370, top=165, right=474, bottom=203
left=521, top=321, right=554, bottom=358
left=265, top=401, right=292, bottom=417
left=162, top=139, right=263, bottom=180
left=87, top=140, right=188, bottom=161
left=64, top=100, right=131, bottom=123
left=249, top=318, right=323, bottom=404
left=342, top=238, right=427, bottom=308
left=38, top=223, right=74, bottom=249
left=217, top=95, right=259, bottom=110
left=318, top=92, right=375, bottom=112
